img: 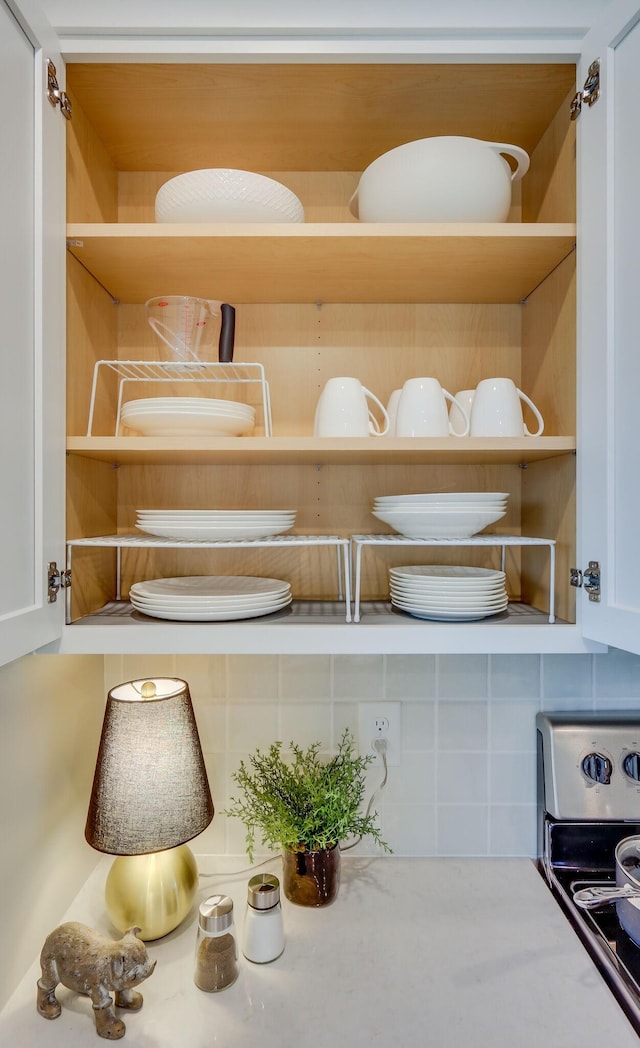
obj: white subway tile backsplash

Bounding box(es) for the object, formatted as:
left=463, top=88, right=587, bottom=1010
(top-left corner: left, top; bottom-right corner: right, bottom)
left=226, top=655, right=280, bottom=700
left=332, top=654, right=384, bottom=700
left=401, top=702, right=436, bottom=751
left=437, top=752, right=489, bottom=804
left=489, top=805, right=537, bottom=857
left=437, top=805, right=489, bottom=855
left=227, top=703, right=279, bottom=751
left=279, top=655, right=331, bottom=699
left=278, top=702, right=332, bottom=748
left=438, top=655, right=488, bottom=698
left=437, top=701, right=488, bottom=752
left=489, top=700, right=540, bottom=752
left=489, top=654, right=541, bottom=699
left=384, top=654, right=437, bottom=699
left=542, top=654, right=594, bottom=703
left=381, top=804, right=437, bottom=856
left=102, top=649, right=639, bottom=862
left=332, top=703, right=359, bottom=746
left=172, top=655, right=227, bottom=700
left=106, top=654, right=177, bottom=686
left=490, top=752, right=536, bottom=804
left=594, top=646, right=640, bottom=699
left=380, top=751, right=436, bottom=804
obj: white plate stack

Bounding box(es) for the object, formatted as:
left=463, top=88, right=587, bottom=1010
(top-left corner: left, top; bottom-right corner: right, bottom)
left=389, top=565, right=508, bottom=621
left=121, top=397, right=256, bottom=437
left=135, top=508, right=296, bottom=541
left=129, top=576, right=292, bottom=621
left=372, top=491, right=508, bottom=538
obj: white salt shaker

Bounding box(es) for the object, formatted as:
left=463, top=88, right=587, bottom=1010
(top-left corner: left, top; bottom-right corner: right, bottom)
left=242, top=873, right=285, bottom=963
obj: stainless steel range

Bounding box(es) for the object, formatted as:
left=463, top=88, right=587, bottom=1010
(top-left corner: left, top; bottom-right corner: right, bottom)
left=537, top=713, right=640, bottom=1035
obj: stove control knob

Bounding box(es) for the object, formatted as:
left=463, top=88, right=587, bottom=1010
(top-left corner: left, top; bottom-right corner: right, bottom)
left=581, top=752, right=613, bottom=784
left=623, top=752, right=640, bottom=781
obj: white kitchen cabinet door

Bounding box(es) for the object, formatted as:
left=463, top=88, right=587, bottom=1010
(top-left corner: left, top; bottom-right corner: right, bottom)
left=0, top=0, right=65, bottom=667
left=577, top=1, right=640, bottom=654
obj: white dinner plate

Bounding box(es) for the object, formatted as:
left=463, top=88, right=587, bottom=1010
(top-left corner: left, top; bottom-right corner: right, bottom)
left=131, top=576, right=290, bottom=599
left=136, top=514, right=295, bottom=521
left=122, top=397, right=255, bottom=414
left=129, top=589, right=291, bottom=609
left=136, top=523, right=294, bottom=540
left=375, top=492, right=509, bottom=504
left=390, top=566, right=506, bottom=581
left=131, top=597, right=292, bottom=622
left=121, top=413, right=255, bottom=437
left=137, top=509, right=295, bottom=518
left=373, top=503, right=507, bottom=513
left=390, top=603, right=508, bottom=622
left=389, top=590, right=507, bottom=609
left=389, top=578, right=506, bottom=595
left=130, top=592, right=292, bottom=611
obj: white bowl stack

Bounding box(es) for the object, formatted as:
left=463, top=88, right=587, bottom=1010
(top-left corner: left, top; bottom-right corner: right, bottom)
left=135, top=508, right=296, bottom=541
left=389, top=565, right=508, bottom=621
left=129, top=576, right=292, bottom=622
left=372, top=491, right=508, bottom=538
left=154, top=169, right=305, bottom=224
left=121, top=397, right=256, bottom=437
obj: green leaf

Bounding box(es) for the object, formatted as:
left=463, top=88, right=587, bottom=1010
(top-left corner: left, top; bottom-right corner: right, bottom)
left=224, top=729, right=391, bottom=858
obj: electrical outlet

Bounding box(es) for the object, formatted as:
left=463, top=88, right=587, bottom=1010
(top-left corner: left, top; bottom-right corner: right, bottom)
left=358, top=702, right=401, bottom=766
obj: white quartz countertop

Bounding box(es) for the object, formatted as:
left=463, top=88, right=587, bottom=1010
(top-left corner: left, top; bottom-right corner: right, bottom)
left=2, top=855, right=638, bottom=1047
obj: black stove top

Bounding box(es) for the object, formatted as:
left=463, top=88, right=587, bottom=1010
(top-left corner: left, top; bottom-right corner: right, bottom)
left=541, top=820, right=640, bottom=1036
left=536, top=712, right=640, bottom=1036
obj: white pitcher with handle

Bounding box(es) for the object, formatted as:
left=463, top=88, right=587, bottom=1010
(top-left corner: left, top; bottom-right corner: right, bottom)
left=470, top=377, right=544, bottom=437
left=313, top=377, right=389, bottom=437
left=395, top=378, right=470, bottom=437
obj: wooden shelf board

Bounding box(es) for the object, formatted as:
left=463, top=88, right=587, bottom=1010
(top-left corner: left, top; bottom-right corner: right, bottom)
left=66, top=223, right=576, bottom=304
left=66, top=436, right=576, bottom=466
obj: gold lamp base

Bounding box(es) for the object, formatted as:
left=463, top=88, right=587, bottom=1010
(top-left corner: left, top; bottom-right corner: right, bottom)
left=105, top=844, right=199, bottom=941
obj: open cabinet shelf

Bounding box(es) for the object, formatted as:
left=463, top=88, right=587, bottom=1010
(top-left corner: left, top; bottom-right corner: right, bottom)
left=66, top=437, right=576, bottom=466
left=65, top=223, right=576, bottom=305
left=61, top=58, right=584, bottom=653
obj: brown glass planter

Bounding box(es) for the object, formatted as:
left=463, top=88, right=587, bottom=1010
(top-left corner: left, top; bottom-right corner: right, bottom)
left=281, top=845, right=341, bottom=907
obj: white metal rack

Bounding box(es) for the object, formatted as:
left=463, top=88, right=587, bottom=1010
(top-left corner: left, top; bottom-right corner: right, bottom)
left=86, top=360, right=273, bottom=436
left=65, top=534, right=351, bottom=624
left=350, top=534, right=556, bottom=624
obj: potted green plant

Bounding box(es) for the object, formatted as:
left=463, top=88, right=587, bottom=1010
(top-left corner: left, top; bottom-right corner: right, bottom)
left=225, top=729, right=390, bottom=906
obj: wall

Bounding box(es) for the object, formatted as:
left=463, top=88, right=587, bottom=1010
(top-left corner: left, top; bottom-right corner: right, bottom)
left=44, top=0, right=612, bottom=35
left=0, top=651, right=104, bottom=1007
left=106, top=648, right=640, bottom=861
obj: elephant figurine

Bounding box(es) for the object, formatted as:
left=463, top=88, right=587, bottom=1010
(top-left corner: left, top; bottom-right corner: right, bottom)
left=36, top=922, right=156, bottom=1039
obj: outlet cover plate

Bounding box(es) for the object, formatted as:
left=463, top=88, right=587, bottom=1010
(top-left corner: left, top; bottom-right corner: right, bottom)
left=358, top=702, right=401, bottom=766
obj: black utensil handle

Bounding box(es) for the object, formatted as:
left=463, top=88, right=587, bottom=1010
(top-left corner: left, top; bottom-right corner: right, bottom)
left=219, top=303, right=236, bottom=362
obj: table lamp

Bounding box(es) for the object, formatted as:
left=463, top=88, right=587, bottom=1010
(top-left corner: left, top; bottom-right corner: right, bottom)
left=85, top=677, right=214, bottom=941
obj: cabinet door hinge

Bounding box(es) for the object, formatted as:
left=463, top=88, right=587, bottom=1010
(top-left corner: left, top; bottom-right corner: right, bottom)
left=48, top=562, right=72, bottom=603
left=46, top=59, right=72, bottom=120
left=570, top=561, right=601, bottom=602
left=570, top=59, right=600, bottom=120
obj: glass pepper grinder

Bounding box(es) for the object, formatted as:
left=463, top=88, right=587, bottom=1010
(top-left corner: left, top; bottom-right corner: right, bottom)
left=194, top=894, right=239, bottom=992
left=242, top=873, right=285, bottom=963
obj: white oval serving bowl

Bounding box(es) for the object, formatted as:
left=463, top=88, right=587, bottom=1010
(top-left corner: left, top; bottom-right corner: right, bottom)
left=155, top=168, right=305, bottom=223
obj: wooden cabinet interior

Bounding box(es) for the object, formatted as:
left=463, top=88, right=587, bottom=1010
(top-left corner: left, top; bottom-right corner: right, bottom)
left=65, top=62, right=577, bottom=630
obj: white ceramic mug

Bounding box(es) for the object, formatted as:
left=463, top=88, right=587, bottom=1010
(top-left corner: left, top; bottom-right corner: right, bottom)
left=470, top=377, right=544, bottom=437
left=395, top=378, right=470, bottom=437
left=313, top=377, right=389, bottom=437
left=385, top=389, right=402, bottom=437
left=449, top=389, right=476, bottom=436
